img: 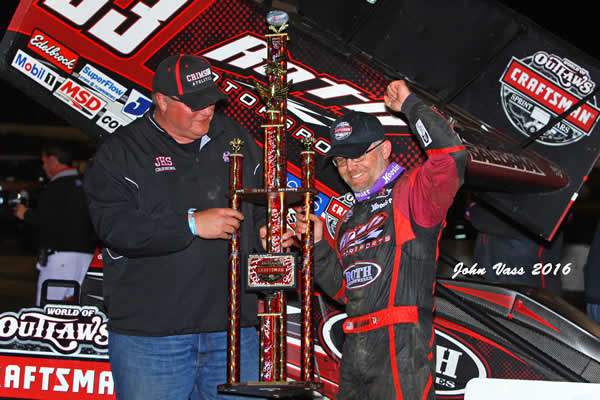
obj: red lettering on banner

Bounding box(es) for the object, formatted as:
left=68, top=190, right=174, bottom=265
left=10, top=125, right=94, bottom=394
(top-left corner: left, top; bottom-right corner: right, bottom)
left=0, top=355, right=114, bottom=398
left=502, top=59, right=599, bottom=132
left=327, top=198, right=349, bottom=219
left=55, top=79, right=106, bottom=117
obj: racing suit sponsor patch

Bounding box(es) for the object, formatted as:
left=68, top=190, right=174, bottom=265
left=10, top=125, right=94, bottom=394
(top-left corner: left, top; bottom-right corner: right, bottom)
left=343, top=261, right=382, bottom=289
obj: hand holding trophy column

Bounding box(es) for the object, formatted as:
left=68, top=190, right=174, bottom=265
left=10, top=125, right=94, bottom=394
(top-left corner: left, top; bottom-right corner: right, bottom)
left=218, top=9, right=322, bottom=398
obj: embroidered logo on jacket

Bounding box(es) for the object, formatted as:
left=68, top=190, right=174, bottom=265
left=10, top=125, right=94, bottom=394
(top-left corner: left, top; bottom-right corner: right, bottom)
left=154, top=156, right=175, bottom=172
left=344, top=261, right=382, bottom=289
left=338, top=212, right=391, bottom=257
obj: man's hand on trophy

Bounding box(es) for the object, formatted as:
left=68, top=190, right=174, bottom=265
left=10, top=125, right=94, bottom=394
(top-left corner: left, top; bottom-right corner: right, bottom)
left=294, top=209, right=324, bottom=244
left=259, top=226, right=296, bottom=251
left=193, top=208, right=244, bottom=240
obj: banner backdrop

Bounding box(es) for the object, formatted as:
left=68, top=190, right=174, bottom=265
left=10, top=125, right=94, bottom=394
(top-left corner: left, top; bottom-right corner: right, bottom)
left=2, top=0, right=598, bottom=241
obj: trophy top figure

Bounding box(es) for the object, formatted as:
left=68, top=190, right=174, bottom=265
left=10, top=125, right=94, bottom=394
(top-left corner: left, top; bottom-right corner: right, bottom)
left=266, top=10, right=289, bottom=31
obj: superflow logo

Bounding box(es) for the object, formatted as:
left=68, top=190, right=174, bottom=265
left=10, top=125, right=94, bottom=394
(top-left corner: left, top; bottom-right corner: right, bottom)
left=500, top=51, right=599, bottom=146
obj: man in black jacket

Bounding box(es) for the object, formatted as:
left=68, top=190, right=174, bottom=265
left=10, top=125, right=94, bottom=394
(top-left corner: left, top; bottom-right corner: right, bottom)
left=84, top=55, right=267, bottom=399
left=14, top=143, right=96, bottom=306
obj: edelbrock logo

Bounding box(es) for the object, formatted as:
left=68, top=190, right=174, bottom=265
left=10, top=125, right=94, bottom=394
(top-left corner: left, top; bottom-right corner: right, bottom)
left=11, top=49, right=59, bottom=91
left=27, top=28, right=79, bottom=73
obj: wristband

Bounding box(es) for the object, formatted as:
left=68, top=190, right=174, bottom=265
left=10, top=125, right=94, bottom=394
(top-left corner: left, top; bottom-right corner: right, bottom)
left=187, top=208, right=197, bottom=236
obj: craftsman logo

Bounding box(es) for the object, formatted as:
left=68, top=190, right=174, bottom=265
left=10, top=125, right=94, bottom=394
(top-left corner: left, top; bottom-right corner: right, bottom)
left=54, top=79, right=107, bottom=118
left=11, top=49, right=58, bottom=91
left=435, top=330, right=488, bottom=396
left=247, top=254, right=296, bottom=290
left=78, top=64, right=127, bottom=101
left=0, top=306, right=113, bottom=398
left=333, top=122, right=352, bottom=140
left=499, top=52, right=599, bottom=146
left=154, top=156, right=175, bottom=172
left=343, top=261, right=381, bottom=289
left=28, top=28, right=79, bottom=73
left=38, top=0, right=193, bottom=56
left=324, top=193, right=355, bottom=239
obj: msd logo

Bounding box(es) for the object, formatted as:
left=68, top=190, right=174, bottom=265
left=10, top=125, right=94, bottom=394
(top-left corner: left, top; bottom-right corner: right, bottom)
left=54, top=79, right=106, bottom=118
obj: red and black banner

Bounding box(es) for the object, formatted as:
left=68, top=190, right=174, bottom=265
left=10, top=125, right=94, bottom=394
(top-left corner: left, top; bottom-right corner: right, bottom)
left=1, top=2, right=600, bottom=397
left=2, top=0, right=598, bottom=241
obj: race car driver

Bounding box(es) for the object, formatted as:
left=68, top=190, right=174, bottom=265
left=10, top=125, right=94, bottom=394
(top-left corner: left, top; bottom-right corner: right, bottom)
left=295, top=80, right=467, bottom=399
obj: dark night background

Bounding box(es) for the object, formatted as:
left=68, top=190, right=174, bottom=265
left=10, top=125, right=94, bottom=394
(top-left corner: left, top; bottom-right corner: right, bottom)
left=0, top=0, right=598, bottom=130
left=0, top=0, right=598, bottom=255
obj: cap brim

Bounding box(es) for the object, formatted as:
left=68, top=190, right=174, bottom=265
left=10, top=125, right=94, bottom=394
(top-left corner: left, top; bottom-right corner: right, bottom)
left=180, top=85, right=228, bottom=111
left=324, top=142, right=371, bottom=160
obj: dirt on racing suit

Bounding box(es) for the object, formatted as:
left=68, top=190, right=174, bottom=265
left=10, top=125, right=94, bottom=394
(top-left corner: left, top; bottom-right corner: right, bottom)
left=314, top=95, right=467, bottom=399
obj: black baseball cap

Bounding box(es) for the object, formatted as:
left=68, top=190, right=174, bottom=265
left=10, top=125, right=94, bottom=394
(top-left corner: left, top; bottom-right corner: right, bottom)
left=152, top=54, right=228, bottom=111
left=326, top=111, right=385, bottom=159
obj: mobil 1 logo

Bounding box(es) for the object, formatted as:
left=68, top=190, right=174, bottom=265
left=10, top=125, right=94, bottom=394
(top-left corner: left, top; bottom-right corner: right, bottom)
left=11, top=49, right=59, bottom=91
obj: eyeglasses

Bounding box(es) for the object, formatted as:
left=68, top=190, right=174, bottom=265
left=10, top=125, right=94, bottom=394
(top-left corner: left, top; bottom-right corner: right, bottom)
left=332, top=140, right=384, bottom=168
left=167, top=95, right=207, bottom=112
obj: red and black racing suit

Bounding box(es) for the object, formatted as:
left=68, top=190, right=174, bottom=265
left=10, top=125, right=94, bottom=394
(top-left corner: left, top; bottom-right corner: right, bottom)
left=314, top=94, right=466, bottom=399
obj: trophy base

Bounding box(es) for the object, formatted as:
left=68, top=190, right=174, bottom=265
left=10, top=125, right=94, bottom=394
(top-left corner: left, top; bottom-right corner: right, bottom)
left=217, top=381, right=322, bottom=398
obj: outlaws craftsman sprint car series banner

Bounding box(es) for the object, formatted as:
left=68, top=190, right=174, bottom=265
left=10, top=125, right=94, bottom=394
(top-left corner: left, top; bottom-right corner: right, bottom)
left=1, top=0, right=600, bottom=399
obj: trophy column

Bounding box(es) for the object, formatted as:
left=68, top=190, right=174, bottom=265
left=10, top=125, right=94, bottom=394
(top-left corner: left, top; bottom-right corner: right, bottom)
left=218, top=9, right=322, bottom=399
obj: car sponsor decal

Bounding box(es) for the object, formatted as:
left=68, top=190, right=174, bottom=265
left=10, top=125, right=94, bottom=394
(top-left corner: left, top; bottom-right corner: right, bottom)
left=27, top=28, right=79, bottom=73
left=54, top=78, right=107, bottom=118
left=500, top=51, right=599, bottom=146
left=0, top=305, right=113, bottom=399
left=77, top=64, right=127, bottom=101
left=324, top=193, right=354, bottom=238
left=11, top=49, right=59, bottom=91
left=343, top=260, right=382, bottom=289
left=435, top=329, right=488, bottom=396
